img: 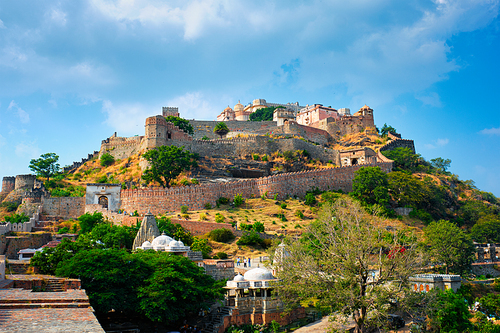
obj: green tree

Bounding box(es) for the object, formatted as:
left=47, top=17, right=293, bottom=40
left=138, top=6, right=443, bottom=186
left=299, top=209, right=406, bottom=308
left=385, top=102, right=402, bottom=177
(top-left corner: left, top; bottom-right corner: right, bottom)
left=156, top=216, right=193, bottom=245
left=351, top=166, right=390, bottom=206
left=78, top=223, right=137, bottom=250
left=471, top=216, right=500, bottom=243
left=100, top=153, right=115, bottom=167
left=142, top=145, right=198, bottom=188
left=249, top=106, right=279, bottom=121
left=213, top=122, right=230, bottom=138
left=164, top=116, right=194, bottom=135
left=29, top=153, right=60, bottom=181
left=78, top=212, right=105, bottom=234
left=430, top=157, right=452, bottom=173
left=30, top=238, right=82, bottom=275
left=381, top=147, right=421, bottom=172
left=424, top=219, right=475, bottom=275
left=191, top=237, right=212, bottom=258
left=426, top=289, right=473, bottom=333
left=380, top=123, right=397, bottom=136
left=272, top=198, right=420, bottom=333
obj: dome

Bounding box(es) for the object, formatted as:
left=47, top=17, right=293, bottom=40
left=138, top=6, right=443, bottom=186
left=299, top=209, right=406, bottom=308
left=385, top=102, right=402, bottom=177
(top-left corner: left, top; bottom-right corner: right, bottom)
left=176, top=240, right=185, bottom=247
left=141, top=241, right=152, bottom=247
left=224, top=106, right=233, bottom=112
left=233, top=273, right=245, bottom=282
left=168, top=239, right=178, bottom=248
left=234, top=101, right=244, bottom=112
left=243, top=268, right=275, bottom=281
left=151, top=233, right=174, bottom=248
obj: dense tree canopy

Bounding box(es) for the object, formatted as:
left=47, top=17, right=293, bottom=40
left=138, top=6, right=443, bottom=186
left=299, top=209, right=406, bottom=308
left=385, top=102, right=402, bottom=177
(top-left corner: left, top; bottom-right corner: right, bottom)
left=424, top=219, right=475, bottom=275
left=29, top=153, right=60, bottom=181
left=381, top=147, right=421, bottom=172
left=272, top=198, right=421, bottom=333
left=164, top=116, right=194, bottom=135
left=100, top=153, right=115, bottom=167
left=249, top=106, right=281, bottom=121
left=142, top=145, right=198, bottom=188
left=430, top=157, right=452, bottom=173
left=380, top=123, right=397, bottom=136
left=351, top=166, right=390, bottom=207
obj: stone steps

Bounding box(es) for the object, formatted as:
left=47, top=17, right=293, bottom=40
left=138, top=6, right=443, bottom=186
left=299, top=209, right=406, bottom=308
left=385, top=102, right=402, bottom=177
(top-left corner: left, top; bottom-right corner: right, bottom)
left=45, top=279, right=65, bottom=292
left=0, top=302, right=90, bottom=309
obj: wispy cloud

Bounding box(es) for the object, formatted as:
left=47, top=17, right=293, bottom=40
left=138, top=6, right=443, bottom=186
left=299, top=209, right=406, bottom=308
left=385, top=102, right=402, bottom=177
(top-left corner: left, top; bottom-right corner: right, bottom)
left=15, top=142, right=40, bottom=158
left=480, top=127, right=500, bottom=135
left=8, top=100, right=30, bottom=123
left=0, top=19, right=5, bottom=29
left=425, top=138, right=449, bottom=149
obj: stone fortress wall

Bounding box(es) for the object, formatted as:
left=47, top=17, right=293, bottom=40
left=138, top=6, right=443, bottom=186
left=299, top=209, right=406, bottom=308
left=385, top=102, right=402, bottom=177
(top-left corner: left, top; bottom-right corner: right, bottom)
left=380, top=132, right=416, bottom=154
left=120, top=162, right=393, bottom=215
left=100, top=133, right=143, bottom=159
left=62, top=151, right=100, bottom=173
left=1, top=177, right=15, bottom=194
left=14, top=175, right=36, bottom=190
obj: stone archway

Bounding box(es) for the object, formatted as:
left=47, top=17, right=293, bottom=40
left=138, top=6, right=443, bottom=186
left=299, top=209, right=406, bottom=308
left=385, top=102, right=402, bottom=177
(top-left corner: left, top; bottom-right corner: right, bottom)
left=351, top=158, right=358, bottom=165
left=98, top=196, right=108, bottom=209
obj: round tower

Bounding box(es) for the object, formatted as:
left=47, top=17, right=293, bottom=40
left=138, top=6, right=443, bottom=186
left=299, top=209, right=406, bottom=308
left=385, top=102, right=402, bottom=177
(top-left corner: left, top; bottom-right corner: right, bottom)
left=1, top=176, right=15, bottom=194
left=14, top=174, right=36, bottom=190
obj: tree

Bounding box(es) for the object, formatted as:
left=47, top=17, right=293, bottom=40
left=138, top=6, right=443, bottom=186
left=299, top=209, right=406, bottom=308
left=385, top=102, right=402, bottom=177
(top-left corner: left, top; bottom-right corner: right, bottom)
left=191, top=237, right=212, bottom=258
left=381, top=147, right=421, bottom=172
left=249, top=106, right=279, bottom=121
left=380, top=123, right=397, bottom=136
left=142, top=145, right=198, bottom=188
left=100, top=153, right=115, bottom=167
left=78, top=212, right=105, bottom=234
left=164, top=116, right=194, bottom=135
left=351, top=166, right=390, bottom=207
left=424, top=219, right=475, bottom=275
left=213, top=122, right=230, bottom=138
left=29, top=153, right=60, bottom=181
left=471, top=216, right=500, bottom=243
left=272, top=198, right=421, bottom=333
left=430, top=157, right=451, bottom=173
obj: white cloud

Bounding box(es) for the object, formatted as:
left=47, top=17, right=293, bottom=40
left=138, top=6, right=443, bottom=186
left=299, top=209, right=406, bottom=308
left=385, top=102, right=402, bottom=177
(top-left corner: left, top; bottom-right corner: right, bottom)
left=480, top=127, right=500, bottom=135
left=166, top=92, right=219, bottom=120
left=7, top=100, right=30, bottom=123
left=425, top=138, right=449, bottom=149
left=416, top=92, right=443, bottom=107
left=0, top=134, right=6, bottom=147
left=49, top=9, right=67, bottom=26
left=15, top=142, right=40, bottom=158
left=0, top=19, right=5, bottom=29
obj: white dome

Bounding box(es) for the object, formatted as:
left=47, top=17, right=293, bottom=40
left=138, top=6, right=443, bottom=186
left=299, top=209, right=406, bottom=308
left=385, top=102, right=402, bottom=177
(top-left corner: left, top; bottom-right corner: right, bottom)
left=151, top=233, right=174, bottom=248
left=233, top=273, right=245, bottom=282
left=141, top=241, right=152, bottom=247
left=176, top=240, right=184, bottom=247
left=243, top=268, right=275, bottom=281
left=168, top=240, right=178, bottom=248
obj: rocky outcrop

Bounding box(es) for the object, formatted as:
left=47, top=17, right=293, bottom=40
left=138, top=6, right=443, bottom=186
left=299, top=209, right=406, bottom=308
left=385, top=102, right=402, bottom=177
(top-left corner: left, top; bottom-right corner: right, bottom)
left=132, top=212, right=160, bottom=250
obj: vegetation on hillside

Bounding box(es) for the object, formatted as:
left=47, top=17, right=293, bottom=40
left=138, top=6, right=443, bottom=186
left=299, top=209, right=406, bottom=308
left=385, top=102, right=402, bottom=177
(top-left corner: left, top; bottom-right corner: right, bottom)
left=249, top=106, right=283, bottom=121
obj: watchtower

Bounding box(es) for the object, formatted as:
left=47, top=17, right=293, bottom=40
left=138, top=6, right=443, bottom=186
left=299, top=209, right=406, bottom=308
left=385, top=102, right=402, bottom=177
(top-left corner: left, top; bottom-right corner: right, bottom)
left=162, top=107, right=180, bottom=118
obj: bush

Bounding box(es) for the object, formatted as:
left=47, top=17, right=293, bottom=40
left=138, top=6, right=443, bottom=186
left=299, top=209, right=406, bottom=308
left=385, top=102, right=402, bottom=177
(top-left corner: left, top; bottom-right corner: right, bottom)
left=199, top=213, right=207, bottom=221
left=273, top=193, right=278, bottom=200
left=57, top=227, right=69, bottom=234
left=4, top=213, right=30, bottom=223
left=100, top=153, right=115, bottom=167
left=204, top=202, right=212, bottom=210
left=233, top=194, right=244, bottom=207
left=321, top=191, right=340, bottom=203
left=181, top=214, right=189, bottom=220
left=252, top=154, right=260, bottom=161
left=409, top=208, right=433, bottom=224
left=240, top=223, right=252, bottom=231
left=215, top=213, right=225, bottom=223
left=213, top=252, right=228, bottom=259
left=236, top=230, right=265, bottom=247
left=180, top=206, right=188, bottom=214
left=217, top=197, right=229, bottom=205
left=208, top=229, right=235, bottom=243
left=262, top=155, right=268, bottom=162
left=295, top=210, right=304, bottom=219
left=305, top=193, right=317, bottom=206
left=190, top=178, right=199, bottom=185
left=276, top=213, right=287, bottom=222
left=180, top=179, right=189, bottom=186
left=201, top=136, right=210, bottom=140
left=261, top=192, right=268, bottom=200
left=280, top=203, right=287, bottom=209
left=253, top=221, right=265, bottom=233
left=1, top=202, right=19, bottom=212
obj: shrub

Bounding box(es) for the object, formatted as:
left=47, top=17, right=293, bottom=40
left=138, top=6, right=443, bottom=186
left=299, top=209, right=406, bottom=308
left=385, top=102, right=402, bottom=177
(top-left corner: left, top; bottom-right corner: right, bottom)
left=190, top=178, right=199, bottom=185
left=253, top=221, right=265, bottom=233
left=261, top=192, right=268, bottom=200
left=4, top=213, right=30, bottom=223
left=305, top=193, right=317, bottom=206
left=217, top=197, right=229, bottom=205
left=262, top=155, right=268, bottom=162
left=283, top=150, right=295, bottom=161
left=295, top=210, right=304, bottom=219
left=1, top=202, right=19, bottom=212
left=181, top=214, right=189, bottom=220
left=276, top=213, right=287, bottom=222
left=236, top=230, right=265, bottom=247
left=240, top=223, right=252, bottom=231
left=100, top=153, right=115, bottom=167
left=233, top=194, right=244, bottom=207
left=204, top=202, right=212, bottom=210
left=409, top=209, right=433, bottom=224
left=57, top=227, right=69, bottom=234
left=96, top=175, right=108, bottom=183
left=201, top=136, right=210, bottom=140
left=208, top=229, right=234, bottom=243
left=215, top=213, right=225, bottom=223
left=180, top=179, right=189, bottom=186
left=180, top=205, right=188, bottom=214
left=280, top=203, right=287, bottom=209
left=199, top=213, right=207, bottom=221
left=252, top=154, right=260, bottom=161
left=273, top=193, right=278, bottom=200
left=213, top=252, right=228, bottom=259
left=321, top=191, right=340, bottom=203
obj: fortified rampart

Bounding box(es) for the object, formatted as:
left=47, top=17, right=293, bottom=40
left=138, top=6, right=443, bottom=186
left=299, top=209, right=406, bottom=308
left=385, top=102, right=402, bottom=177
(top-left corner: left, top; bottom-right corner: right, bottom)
left=63, top=151, right=99, bottom=173
left=379, top=137, right=415, bottom=154
left=41, top=197, right=85, bottom=219
left=189, top=120, right=277, bottom=140
left=120, top=162, right=392, bottom=215
left=14, top=175, right=36, bottom=190
left=271, top=122, right=333, bottom=146
left=1, top=177, right=15, bottom=194
left=100, top=135, right=143, bottom=159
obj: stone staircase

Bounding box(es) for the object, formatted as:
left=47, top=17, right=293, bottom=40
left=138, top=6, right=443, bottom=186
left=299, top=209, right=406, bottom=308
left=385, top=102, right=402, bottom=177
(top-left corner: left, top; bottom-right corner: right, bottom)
left=0, top=289, right=91, bottom=309
left=45, top=278, right=65, bottom=292
left=201, top=306, right=231, bottom=333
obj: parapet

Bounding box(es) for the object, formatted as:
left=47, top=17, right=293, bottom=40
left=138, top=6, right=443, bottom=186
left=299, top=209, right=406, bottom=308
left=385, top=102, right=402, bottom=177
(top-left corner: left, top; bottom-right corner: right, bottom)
left=14, top=174, right=36, bottom=190
left=162, top=107, right=180, bottom=118
left=1, top=176, right=15, bottom=194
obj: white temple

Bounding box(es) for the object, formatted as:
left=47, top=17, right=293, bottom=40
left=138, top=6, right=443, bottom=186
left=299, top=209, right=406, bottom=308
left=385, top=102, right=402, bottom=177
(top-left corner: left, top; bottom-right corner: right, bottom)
left=137, top=232, right=191, bottom=253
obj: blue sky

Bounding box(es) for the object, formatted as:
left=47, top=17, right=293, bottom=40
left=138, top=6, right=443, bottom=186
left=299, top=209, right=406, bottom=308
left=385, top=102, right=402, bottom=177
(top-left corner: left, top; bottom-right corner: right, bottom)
left=0, top=0, right=499, bottom=196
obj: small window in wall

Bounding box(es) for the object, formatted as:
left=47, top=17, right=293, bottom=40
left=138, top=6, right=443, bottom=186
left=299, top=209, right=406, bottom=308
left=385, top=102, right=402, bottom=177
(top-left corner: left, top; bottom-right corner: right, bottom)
left=167, top=132, right=172, bottom=139
left=351, top=158, right=358, bottom=165
left=98, top=196, right=108, bottom=209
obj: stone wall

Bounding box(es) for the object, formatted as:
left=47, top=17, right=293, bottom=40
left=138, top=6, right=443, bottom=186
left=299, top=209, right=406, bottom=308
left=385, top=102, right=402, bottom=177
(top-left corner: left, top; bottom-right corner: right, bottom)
left=1, top=177, right=15, bottom=195
left=472, top=263, right=500, bottom=278
left=14, top=175, right=36, bottom=190
left=100, top=135, right=143, bottom=160
left=170, top=219, right=237, bottom=236
left=189, top=120, right=277, bottom=140
left=380, top=137, right=416, bottom=154
left=63, top=151, right=100, bottom=173
left=203, top=259, right=235, bottom=280
left=0, top=233, right=52, bottom=259
left=120, top=162, right=393, bottom=215
left=41, top=197, right=85, bottom=219
left=271, top=122, right=333, bottom=146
